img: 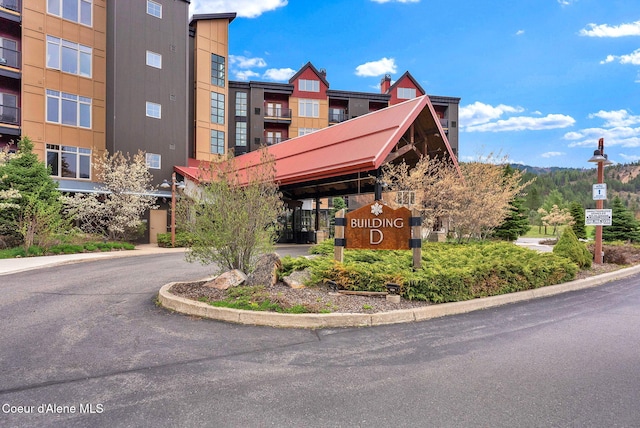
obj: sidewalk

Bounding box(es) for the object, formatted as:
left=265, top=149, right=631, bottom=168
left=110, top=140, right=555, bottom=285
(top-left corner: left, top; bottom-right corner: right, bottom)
left=0, top=244, right=185, bottom=276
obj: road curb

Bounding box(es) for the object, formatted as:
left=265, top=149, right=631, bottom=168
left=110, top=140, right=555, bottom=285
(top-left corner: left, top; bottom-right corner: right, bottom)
left=158, top=264, right=640, bottom=329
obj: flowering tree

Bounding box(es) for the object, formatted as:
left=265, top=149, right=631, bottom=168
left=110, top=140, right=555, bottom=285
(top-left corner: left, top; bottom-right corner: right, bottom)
left=62, top=150, right=156, bottom=241
left=538, top=204, right=574, bottom=238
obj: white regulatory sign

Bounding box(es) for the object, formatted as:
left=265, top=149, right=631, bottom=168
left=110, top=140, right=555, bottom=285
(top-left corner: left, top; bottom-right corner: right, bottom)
left=585, top=209, right=612, bottom=226
left=592, top=183, right=607, bottom=200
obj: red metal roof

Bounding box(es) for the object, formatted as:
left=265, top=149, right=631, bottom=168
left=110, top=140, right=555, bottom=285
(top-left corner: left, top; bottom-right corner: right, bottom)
left=175, top=94, right=460, bottom=187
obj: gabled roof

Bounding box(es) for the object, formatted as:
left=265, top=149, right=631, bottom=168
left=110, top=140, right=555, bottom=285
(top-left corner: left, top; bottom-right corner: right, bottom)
left=175, top=95, right=460, bottom=198
left=388, top=71, right=425, bottom=95
left=288, top=62, right=330, bottom=89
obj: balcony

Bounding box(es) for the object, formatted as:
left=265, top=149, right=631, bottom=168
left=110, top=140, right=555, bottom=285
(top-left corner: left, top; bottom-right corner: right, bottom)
left=265, top=136, right=288, bottom=145
left=439, top=118, right=448, bottom=130
left=264, top=107, right=292, bottom=123
left=0, top=46, right=20, bottom=70
left=0, top=104, right=19, bottom=125
left=329, top=111, right=349, bottom=123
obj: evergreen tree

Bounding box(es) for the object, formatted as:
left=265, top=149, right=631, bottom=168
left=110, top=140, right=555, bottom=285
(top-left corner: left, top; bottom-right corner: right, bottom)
left=493, top=197, right=530, bottom=241
left=602, top=196, right=640, bottom=243
left=569, top=201, right=587, bottom=240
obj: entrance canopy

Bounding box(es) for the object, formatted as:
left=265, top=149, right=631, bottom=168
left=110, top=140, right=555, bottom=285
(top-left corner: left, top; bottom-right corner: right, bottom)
left=175, top=95, right=460, bottom=200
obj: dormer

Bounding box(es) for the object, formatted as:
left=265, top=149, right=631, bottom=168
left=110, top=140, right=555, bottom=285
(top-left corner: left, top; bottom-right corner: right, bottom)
left=387, top=71, right=426, bottom=105
left=289, top=62, right=329, bottom=100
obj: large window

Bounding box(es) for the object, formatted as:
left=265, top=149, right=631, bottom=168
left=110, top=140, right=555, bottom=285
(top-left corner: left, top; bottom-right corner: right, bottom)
left=146, top=51, right=162, bottom=69
left=299, top=99, right=319, bottom=118
left=0, top=93, right=18, bottom=124
left=299, top=79, right=320, bottom=92
left=210, top=92, right=225, bottom=124
left=235, top=92, right=247, bottom=116
left=46, top=90, right=91, bottom=128
left=146, top=101, right=161, bottom=119
left=397, top=87, right=417, bottom=99
left=298, top=128, right=318, bottom=136
left=145, top=153, right=161, bottom=169
left=210, top=130, right=225, bottom=154
left=211, top=54, right=225, bottom=87
left=47, top=36, right=92, bottom=78
left=266, top=131, right=282, bottom=145
left=46, top=144, right=91, bottom=179
left=0, top=38, right=19, bottom=69
left=235, top=122, right=247, bottom=147
left=146, top=0, right=162, bottom=18
left=48, top=0, right=92, bottom=26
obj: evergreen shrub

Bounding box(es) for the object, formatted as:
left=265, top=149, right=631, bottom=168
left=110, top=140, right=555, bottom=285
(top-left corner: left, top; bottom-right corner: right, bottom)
left=553, top=227, right=592, bottom=269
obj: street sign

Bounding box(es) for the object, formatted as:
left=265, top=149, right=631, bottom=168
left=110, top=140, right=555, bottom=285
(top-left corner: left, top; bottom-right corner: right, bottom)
left=585, top=209, right=612, bottom=226
left=592, top=183, right=607, bottom=200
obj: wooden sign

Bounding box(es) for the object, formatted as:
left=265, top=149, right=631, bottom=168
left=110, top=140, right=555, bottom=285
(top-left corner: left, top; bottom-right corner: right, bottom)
left=344, top=201, right=411, bottom=250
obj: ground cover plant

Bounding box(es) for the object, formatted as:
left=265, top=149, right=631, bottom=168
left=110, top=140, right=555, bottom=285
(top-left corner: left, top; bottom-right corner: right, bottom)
left=282, top=239, right=578, bottom=303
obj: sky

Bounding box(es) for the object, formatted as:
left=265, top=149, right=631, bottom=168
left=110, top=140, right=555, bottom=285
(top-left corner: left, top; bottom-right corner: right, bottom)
left=189, top=0, right=640, bottom=168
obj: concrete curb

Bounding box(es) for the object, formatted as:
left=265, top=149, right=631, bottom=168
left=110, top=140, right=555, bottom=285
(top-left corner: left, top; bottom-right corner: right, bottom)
left=158, top=263, right=640, bottom=329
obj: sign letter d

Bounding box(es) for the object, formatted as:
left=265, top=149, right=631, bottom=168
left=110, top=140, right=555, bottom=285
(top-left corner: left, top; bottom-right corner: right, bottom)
left=370, top=229, right=383, bottom=245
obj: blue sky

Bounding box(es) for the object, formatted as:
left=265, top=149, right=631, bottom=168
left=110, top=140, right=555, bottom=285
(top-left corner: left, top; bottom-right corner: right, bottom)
left=190, top=0, right=640, bottom=168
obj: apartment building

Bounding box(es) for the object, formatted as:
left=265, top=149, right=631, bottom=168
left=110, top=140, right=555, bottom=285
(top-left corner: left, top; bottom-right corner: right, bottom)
left=227, top=62, right=460, bottom=158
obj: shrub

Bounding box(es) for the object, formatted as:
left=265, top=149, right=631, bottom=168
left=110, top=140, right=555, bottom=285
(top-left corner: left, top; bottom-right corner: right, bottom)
left=157, top=232, right=194, bottom=248
left=553, top=227, right=592, bottom=269
left=285, top=241, right=578, bottom=303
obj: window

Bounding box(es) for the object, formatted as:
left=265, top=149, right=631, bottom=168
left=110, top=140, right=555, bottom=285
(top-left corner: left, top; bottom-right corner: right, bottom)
left=0, top=93, right=18, bottom=124
left=146, top=101, right=161, bottom=119
left=266, top=102, right=282, bottom=117
left=146, top=0, right=162, bottom=18
left=299, top=99, right=319, bottom=118
left=266, top=131, right=282, bottom=145
left=47, top=36, right=92, bottom=78
left=46, top=90, right=91, bottom=128
left=329, top=107, right=346, bottom=122
left=299, top=79, right=320, bottom=92
left=145, top=153, right=161, bottom=169
left=397, top=87, right=417, bottom=99
left=235, top=122, right=247, bottom=147
left=210, top=130, right=225, bottom=154
left=396, top=191, right=416, bottom=206
left=210, top=92, right=225, bottom=124
left=235, top=92, right=247, bottom=116
left=298, top=128, right=318, bottom=136
left=46, top=144, right=91, bottom=179
left=48, top=0, right=92, bottom=26
left=146, top=51, right=162, bottom=69
left=211, top=54, right=225, bottom=87
left=0, top=38, right=19, bottom=69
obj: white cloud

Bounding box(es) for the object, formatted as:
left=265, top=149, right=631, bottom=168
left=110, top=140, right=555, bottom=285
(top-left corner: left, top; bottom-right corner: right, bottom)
left=580, top=20, right=640, bottom=37
left=370, top=0, right=419, bottom=3
left=619, top=153, right=640, bottom=162
left=541, top=151, right=565, bottom=158
left=262, top=68, right=296, bottom=81
left=465, top=114, right=576, bottom=132
left=235, top=70, right=260, bottom=81
left=355, top=57, right=397, bottom=77
left=190, top=0, right=287, bottom=18
left=565, top=127, right=640, bottom=148
left=516, top=30, right=525, bottom=36
left=588, top=110, right=640, bottom=127
left=600, top=48, right=640, bottom=65
left=230, top=55, right=267, bottom=68
left=459, top=102, right=524, bottom=127
left=557, top=0, right=576, bottom=5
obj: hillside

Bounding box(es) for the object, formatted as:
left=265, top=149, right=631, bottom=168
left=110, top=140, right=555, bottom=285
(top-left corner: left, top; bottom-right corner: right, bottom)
left=510, top=162, right=640, bottom=214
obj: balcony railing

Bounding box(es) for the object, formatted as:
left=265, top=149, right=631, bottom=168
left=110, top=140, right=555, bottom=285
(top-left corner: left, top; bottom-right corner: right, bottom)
left=439, top=118, right=449, bottom=129
left=0, top=104, right=19, bottom=125
left=264, top=108, right=292, bottom=120
left=329, top=112, right=348, bottom=123
left=0, top=47, right=20, bottom=69
left=0, top=0, right=20, bottom=12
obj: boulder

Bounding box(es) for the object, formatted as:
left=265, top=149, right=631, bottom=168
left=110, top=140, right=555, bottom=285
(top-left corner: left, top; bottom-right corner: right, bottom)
left=204, top=269, right=247, bottom=290
left=245, top=253, right=282, bottom=287
left=282, top=269, right=311, bottom=289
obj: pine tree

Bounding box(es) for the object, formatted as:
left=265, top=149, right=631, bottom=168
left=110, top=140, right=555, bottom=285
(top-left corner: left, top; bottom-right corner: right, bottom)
left=602, top=196, right=640, bottom=243
left=569, top=201, right=587, bottom=240
left=493, top=197, right=530, bottom=241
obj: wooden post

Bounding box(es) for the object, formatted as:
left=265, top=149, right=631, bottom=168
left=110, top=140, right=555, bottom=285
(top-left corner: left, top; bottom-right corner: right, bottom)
left=411, top=209, right=422, bottom=270
left=334, top=208, right=345, bottom=263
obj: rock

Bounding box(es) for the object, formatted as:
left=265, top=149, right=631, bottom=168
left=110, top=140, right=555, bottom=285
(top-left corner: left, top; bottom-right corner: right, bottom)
left=245, top=253, right=282, bottom=287
left=203, top=269, right=247, bottom=290
left=282, top=269, right=311, bottom=289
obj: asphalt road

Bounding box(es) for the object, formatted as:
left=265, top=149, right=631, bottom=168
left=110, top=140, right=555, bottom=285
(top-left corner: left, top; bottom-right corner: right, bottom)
left=1, top=252, right=639, bottom=427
